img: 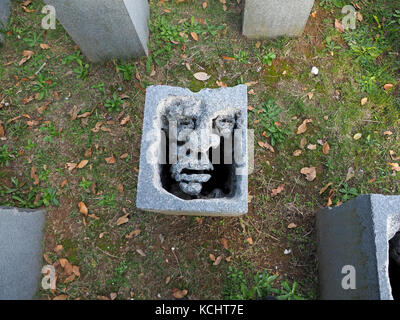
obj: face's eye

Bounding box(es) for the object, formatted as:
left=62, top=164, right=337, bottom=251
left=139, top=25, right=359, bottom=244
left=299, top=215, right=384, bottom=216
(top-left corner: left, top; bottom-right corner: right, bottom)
left=215, top=115, right=235, bottom=131
left=178, top=118, right=195, bottom=129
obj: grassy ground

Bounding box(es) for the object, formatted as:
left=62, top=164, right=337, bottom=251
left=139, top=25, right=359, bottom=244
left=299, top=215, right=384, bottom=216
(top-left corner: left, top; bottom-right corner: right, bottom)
left=0, top=0, right=399, bottom=300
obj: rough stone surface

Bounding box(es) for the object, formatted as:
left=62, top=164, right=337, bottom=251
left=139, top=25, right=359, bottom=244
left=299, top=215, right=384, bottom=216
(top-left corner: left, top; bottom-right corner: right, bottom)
left=43, top=0, right=149, bottom=62
left=316, top=194, right=400, bottom=300
left=0, top=207, right=46, bottom=300
left=0, top=0, right=11, bottom=45
left=136, top=85, right=248, bottom=216
left=242, top=0, right=315, bottom=39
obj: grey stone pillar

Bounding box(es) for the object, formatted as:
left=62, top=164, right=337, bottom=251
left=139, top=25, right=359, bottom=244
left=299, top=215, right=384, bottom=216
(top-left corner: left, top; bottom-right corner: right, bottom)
left=43, top=0, right=150, bottom=62
left=0, top=0, right=11, bottom=45
left=0, top=207, right=46, bottom=300
left=316, top=194, right=400, bottom=300
left=242, top=0, right=315, bottom=39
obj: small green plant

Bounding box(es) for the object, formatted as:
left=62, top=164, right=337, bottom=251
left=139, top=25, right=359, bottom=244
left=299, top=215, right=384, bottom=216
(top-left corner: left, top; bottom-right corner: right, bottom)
left=23, top=31, right=42, bottom=47
left=339, top=183, right=359, bottom=202
left=40, top=187, right=59, bottom=207
left=62, top=50, right=90, bottom=80
left=33, top=74, right=56, bottom=100
left=24, top=139, right=35, bottom=151
left=257, top=98, right=290, bottom=146
left=0, top=145, right=14, bottom=167
left=92, top=82, right=105, bottom=95
left=116, top=62, right=136, bottom=80
left=234, top=50, right=249, bottom=64
left=224, top=267, right=305, bottom=300
left=319, top=0, right=345, bottom=9
left=97, top=192, right=117, bottom=207
left=356, top=74, right=377, bottom=94
left=105, top=93, right=123, bottom=112
left=39, top=123, right=60, bottom=143
left=262, top=51, right=276, bottom=66
left=79, top=178, right=92, bottom=191
left=276, top=280, right=305, bottom=300
left=324, top=36, right=341, bottom=55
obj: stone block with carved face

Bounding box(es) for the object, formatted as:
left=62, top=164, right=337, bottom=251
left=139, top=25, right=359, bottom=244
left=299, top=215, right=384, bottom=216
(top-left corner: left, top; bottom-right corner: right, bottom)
left=136, top=85, right=249, bottom=216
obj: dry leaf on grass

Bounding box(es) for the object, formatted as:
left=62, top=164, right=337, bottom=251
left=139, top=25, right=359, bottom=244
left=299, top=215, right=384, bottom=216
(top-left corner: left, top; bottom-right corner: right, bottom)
left=105, top=155, right=116, bottom=164
left=77, top=159, right=88, bottom=169
left=66, top=162, right=77, bottom=171
left=40, top=43, right=50, bottom=50
left=384, top=83, right=394, bottom=91
left=190, top=32, right=198, bottom=41
left=300, top=167, right=317, bottom=181
left=126, top=229, right=141, bottom=239
left=293, top=150, right=302, bottom=156
left=213, top=255, right=223, bottom=266
left=307, top=144, right=317, bottom=150
left=319, top=182, right=333, bottom=194
left=193, top=72, right=210, bottom=81
left=335, top=19, right=344, bottom=33
left=271, top=184, right=285, bottom=197
left=322, top=141, right=330, bottom=154
left=389, top=163, right=400, bottom=172
left=353, top=133, right=362, bottom=140
left=287, top=223, right=297, bottom=229
left=389, top=150, right=400, bottom=161
left=0, top=123, right=5, bottom=138
left=297, top=119, right=313, bottom=135
left=78, top=202, right=88, bottom=215
left=31, top=166, right=39, bottom=185
left=221, top=238, right=229, bottom=250
left=361, top=97, right=368, bottom=106
left=345, top=167, right=355, bottom=182
left=258, top=141, right=274, bottom=153
left=172, top=289, right=188, bottom=299
left=116, top=213, right=129, bottom=226
left=120, top=115, right=130, bottom=125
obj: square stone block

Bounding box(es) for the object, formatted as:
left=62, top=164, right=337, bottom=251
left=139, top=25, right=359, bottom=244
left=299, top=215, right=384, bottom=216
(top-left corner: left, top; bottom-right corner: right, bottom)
left=0, top=207, right=46, bottom=300
left=243, top=0, right=315, bottom=39
left=44, top=0, right=149, bottom=62
left=0, top=0, right=11, bottom=45
left=136, top=85, right=249, bottom=216
left=316, top=194, right=400, bottom=300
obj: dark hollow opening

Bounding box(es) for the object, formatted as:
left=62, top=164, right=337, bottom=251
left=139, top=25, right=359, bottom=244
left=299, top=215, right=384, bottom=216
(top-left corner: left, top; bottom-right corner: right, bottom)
left=160, top=129, right=236, bottom=200
left=389, top=231, right=400, bottom=300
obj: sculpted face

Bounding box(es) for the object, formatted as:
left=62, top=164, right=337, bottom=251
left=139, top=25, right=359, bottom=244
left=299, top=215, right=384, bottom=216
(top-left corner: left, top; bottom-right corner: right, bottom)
left=161, top=96, right=239, bottom=198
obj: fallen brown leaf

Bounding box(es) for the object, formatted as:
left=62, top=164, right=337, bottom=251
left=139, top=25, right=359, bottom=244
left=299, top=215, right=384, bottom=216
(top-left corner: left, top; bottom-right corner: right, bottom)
left=172, top=289, right=188, bottom=299
left=213, top=255, right=223, bottom=266
left=116, top=213, right=129, bottom=226
left=77, top=159, right=88, bottom=169
left=31, top=166, right=39, bottom=185
left=300, top=167, right=317, bottom=181
left=221, top=238, right=229, bottom=250
left=335, top=19, right=344, bottom=33
left=78, top=202, right=88, bottom=215
left=105, top=155, right=116, bottom=164
left=297, top=119, right=313, bottom=135
left=193, top=72, right=210, bottom=81
left=319, top=182, right=333, bottom=194
left=322, top=141, right=330, bottom=154
left=271, top=184, right=285, bottom=197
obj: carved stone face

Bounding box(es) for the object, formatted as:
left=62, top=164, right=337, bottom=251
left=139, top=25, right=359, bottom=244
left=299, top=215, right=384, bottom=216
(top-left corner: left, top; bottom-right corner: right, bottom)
left=161, top=96, right=239, bottom=198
